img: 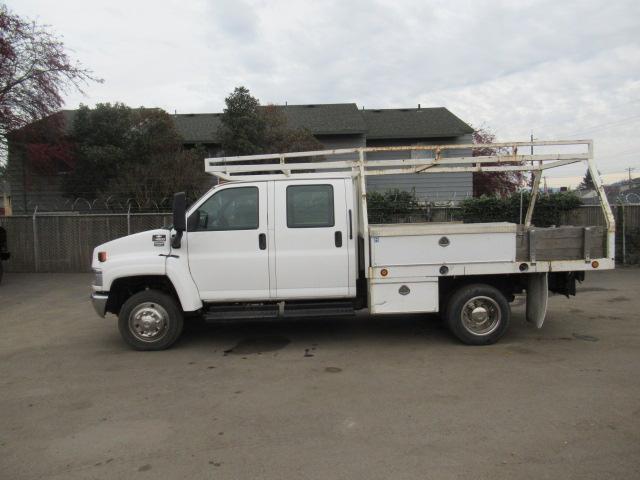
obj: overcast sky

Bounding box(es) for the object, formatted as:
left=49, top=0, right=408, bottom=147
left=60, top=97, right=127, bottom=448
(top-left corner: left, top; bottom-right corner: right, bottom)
left=10, top=0, right=640, bottom=186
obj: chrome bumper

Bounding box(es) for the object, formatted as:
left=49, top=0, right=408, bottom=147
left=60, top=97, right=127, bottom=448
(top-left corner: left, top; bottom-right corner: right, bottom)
left=91, top=292, right=109, bottom=318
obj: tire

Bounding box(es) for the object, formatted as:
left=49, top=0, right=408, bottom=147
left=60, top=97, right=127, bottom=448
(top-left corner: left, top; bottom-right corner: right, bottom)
left=446, top=284, right=510, bottom=345
left=118, top=289, right=184, bottom=351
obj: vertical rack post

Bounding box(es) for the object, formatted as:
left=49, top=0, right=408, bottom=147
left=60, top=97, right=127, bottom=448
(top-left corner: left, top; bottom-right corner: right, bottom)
left=525, top=171, right=542, bottom=227
left=587, top=140, right=616, bottom=259
left=358, top=149, right=370, bottom=278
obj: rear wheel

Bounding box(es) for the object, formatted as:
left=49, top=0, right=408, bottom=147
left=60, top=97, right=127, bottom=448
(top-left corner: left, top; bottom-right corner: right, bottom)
left=118, top=290, right=184, bottom=351
left=446, top=284, right=510, bottom=345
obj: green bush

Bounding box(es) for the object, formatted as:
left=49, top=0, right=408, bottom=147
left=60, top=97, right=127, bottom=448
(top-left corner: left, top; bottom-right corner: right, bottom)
left=460, top=191, right=582, bottom=226
left=367, top=189, right=582, bottom=227
left=367, top=189, right=424, bottom=223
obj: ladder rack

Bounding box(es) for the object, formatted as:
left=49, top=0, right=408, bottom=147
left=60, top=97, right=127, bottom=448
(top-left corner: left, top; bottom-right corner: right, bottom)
left=205, top=139, right=590, bottom=180
left=203, top=139, right=614, bottom=233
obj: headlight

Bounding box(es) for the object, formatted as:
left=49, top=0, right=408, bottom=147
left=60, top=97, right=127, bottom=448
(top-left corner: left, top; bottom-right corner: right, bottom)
left=93, top=269, right=103, bottom=287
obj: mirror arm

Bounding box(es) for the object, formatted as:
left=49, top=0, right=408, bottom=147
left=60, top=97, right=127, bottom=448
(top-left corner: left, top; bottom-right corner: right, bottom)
left=171, top=229, right=184, bottom=249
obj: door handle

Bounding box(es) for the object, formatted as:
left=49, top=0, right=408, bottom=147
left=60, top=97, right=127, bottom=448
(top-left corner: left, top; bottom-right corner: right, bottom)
left=258, top=233, right=267, bottom=250
left=335, top=231, right=343, bottom=248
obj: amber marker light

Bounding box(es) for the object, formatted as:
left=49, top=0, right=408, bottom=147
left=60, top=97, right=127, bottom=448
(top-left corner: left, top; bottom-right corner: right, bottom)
left=380, top=268, right=389, bottom=277
left=591, top=260, right=599, bottom=268
left=98, top=251, right=108, bottom=262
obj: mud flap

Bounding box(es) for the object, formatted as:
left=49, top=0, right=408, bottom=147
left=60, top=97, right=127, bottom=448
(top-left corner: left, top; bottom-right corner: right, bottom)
left=526, top=272, right=548, bottom=329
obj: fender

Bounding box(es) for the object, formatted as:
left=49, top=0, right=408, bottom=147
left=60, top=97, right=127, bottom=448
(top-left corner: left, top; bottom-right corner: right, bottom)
left=165, top=255, right=203, bottom=312
left=99, top=255, right=165, bottom=292
left=91, top=228, right=202, bottom=312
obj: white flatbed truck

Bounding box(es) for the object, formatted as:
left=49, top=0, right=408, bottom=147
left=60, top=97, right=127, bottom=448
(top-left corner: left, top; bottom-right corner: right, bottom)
left=91, top=140, right=615, bottom=350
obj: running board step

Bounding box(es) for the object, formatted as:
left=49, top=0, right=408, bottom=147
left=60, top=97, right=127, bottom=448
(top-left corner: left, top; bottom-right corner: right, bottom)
left=203, top=301, right=355, bottom=321
left=282, top=302, right=355, bottom=318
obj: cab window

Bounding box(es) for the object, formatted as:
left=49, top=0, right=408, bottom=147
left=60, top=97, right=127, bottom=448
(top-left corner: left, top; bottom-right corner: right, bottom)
left=286, top=184, right=334, bottom=228
left=190, top=187, right=258, bottom=231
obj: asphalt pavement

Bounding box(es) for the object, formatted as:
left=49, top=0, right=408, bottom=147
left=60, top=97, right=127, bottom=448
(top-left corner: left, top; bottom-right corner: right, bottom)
left=0, top=269, right=639, bottom=479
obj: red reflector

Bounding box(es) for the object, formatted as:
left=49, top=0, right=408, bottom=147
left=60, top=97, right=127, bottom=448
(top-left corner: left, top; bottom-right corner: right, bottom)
left=98, top=251, right=107, bottom=262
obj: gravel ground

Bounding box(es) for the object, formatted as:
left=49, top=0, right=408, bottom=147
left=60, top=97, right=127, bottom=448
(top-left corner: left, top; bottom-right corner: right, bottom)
left=0, top=268, right=639, bottom=479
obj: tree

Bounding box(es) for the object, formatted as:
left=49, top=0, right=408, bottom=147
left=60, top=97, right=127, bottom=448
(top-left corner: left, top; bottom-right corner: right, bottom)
left=62, top=103, right=210, bottom=207
left=109, top=147, right=211, bottom=209
left=578, top=168, right=595, bottom=190
left=218, top=86, right=323, bottom=156
left=472, top=127, right=524, bottom=197
left=217, top=86, right=265, bottom=156
left=62, top=103, right=141, bottom=199
left=261, top=105, right=323, bottom=153
left=0, top=5, right=100, bottom=152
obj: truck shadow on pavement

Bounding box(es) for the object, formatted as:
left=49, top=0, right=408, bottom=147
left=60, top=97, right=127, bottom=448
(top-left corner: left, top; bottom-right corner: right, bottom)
left=177, top=312, right=457, bottom=353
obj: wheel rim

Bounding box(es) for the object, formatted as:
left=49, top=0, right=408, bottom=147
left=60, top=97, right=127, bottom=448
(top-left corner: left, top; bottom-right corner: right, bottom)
left=128, top=302, right=169, bottom=343
left=461, top=296, right=501, bottom=336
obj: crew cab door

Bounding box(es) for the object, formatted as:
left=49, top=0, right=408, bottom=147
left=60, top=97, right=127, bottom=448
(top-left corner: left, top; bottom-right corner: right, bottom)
left=273, top=179, right=351, bottom=298
left=186, top=183, right=270, bottom=301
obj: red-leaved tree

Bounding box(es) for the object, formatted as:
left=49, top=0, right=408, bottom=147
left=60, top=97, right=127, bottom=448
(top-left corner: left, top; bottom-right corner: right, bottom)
left=472, top=127, right=525, bottom=197
left=0, top=4, right=100, bottom=153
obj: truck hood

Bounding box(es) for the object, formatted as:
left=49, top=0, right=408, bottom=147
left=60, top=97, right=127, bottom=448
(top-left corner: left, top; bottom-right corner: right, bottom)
left=91, top=228, right=171, bottom=271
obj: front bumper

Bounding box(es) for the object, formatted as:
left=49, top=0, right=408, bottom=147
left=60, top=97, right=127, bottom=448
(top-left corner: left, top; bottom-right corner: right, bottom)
left=91, top=292, right=109, bottom=318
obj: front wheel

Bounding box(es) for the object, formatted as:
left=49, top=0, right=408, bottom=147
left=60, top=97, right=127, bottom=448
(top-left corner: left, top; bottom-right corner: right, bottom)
left=118, top=290, right=184, bottom=351
left=446, top=284, right=510, bottom=345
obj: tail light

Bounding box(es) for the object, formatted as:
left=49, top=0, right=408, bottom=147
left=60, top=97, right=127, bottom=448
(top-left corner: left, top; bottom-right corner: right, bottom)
left=98, top=251, right=107, bottom=262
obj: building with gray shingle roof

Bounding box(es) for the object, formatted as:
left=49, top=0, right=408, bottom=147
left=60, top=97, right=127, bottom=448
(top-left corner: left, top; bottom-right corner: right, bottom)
left=7, top=103, right=474, bottom=212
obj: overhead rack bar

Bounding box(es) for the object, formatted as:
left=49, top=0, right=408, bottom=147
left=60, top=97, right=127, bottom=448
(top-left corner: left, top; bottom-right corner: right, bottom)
left=205, top=139, right=592, bottom=179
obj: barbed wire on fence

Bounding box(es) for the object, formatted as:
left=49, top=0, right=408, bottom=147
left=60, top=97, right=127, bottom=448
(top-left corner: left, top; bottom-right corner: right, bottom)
left=23, top=195, right=177, bottom=214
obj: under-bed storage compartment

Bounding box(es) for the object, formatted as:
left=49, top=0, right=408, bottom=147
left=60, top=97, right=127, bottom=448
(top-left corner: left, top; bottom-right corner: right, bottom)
left=369, top=279, right=439, bottom=314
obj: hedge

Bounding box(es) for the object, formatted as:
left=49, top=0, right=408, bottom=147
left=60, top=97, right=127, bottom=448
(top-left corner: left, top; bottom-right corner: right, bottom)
left=459, top=191, right=582, bottom=227
left=367, top=189, right=582, bottom=227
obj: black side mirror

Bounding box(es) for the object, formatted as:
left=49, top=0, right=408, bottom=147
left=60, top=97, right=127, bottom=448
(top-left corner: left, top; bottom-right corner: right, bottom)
left=172, top=192, right=186, bottom=248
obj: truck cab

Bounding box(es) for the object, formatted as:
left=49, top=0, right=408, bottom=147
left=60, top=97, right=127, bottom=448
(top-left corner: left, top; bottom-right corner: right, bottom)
left=92, top=176, right=361, bottom=350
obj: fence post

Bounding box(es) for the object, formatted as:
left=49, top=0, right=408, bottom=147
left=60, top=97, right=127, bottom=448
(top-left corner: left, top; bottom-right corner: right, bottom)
left=519, top=190, right=524, bottom=225
left=32, top=206, right=39, bottom=272
left=127, top=205, right=131, bottom=235
left=621, top=203, right=626, bottom=265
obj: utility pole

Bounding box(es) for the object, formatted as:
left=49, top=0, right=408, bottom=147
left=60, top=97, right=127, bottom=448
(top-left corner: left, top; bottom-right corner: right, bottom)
left=530, top=132, right=534, bottom=156
left=530, top=132, right=535, bottom=187
left=628, top=167, right=635, bottom=185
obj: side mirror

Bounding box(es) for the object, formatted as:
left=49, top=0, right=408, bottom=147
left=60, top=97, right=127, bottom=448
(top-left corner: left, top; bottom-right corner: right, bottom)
left=172, top=192, right=186, bottom=248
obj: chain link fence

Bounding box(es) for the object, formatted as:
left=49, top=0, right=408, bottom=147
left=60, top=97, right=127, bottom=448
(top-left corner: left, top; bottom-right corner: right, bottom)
left=1, top=205, right=638, bottom=273
left=0, top=212, right=171, bottom=273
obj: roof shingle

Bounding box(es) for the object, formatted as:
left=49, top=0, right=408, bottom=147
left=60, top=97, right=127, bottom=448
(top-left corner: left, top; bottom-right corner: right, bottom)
left=362, top=107, right=473, bottom=139
left=47, top=104, right=473, bottom=144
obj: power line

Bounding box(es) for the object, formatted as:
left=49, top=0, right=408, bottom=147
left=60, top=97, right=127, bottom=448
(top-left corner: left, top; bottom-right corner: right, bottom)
left=562, top=113, right=640, bottom=137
